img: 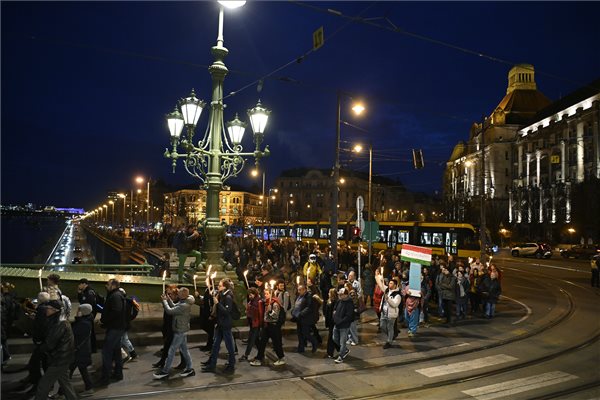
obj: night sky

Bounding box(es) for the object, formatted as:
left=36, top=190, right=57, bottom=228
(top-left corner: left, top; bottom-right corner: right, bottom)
left=2, top=1, right=599, bottom=210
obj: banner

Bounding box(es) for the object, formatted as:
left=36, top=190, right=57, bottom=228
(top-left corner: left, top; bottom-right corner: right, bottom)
left=400, top=244, right=432, bottom=266
left=408, top=262, right=422, bottom=297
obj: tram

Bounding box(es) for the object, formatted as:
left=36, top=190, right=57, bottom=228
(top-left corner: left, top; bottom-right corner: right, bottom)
left=250, top=221, right=486, bottom=260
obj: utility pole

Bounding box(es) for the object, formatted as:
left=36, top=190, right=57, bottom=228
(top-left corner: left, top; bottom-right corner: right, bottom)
left=480, top=115, right=487, bottom=263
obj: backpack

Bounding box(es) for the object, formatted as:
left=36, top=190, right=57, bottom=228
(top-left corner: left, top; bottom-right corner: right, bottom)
left=229, top=297, right=241, bottom=320
left=95, top=293, right=106, bottom=313
left=277, top=302, right=286, bottom=325
left=124, top=296, right=140, bottom=329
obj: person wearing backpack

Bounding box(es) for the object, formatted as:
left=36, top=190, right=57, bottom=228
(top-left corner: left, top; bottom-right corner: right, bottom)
left=118, top=288, right=138, bottom=363
left=378, top=277, right=401, bottom=349
left=249, top=288, right=286, bottom=366
left=201, top=279, right=236, bottom=374
left=98, top=279, right=127, bottom=387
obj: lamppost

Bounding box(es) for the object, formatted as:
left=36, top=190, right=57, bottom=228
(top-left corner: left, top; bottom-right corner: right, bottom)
left=568, top=227, right=576, bottom=244
left=286, top=195, right=294, bottom=222
left=267, top=188, right=277, bottom=223
left=252, top=168, right=266, bottom=233
left=109, top=200, right=115, bottom=227
left=164, top=1, right=270, bottom=277
left=103, top=204, right=108, bottom=225
left=135, top=176, right=150, bottom=230
left=353, top=142, right=373, bottom=264
left=117, top=193, right=127, bottom=229
left=331, top=92, right=365, bottom=265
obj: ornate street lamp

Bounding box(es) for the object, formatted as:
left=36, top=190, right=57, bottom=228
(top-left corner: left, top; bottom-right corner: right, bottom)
left=164, top=2, right=270, bottom=278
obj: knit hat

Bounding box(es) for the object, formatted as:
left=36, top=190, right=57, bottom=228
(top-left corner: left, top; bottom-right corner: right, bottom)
left=78, top=304, right=93, bottom=316
left=37, top=291, right=51, bottom=304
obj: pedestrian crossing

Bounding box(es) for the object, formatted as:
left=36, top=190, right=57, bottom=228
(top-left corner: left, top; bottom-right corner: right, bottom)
left=416, top=354, right=517, bottom=377
left=461, top=371, right=578, bottom=400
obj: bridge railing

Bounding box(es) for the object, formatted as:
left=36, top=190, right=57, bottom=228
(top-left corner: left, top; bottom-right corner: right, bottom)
left=0, top=263, right=154, bottom=276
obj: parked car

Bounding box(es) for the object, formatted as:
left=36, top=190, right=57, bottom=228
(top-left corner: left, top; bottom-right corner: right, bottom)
left=560, top=244, right=600, bottom=259
left=72, top=257, right=83, bottom=264
left=511, top=242, right=552, bottom=258
left=73, top=246, right=82, bottom=253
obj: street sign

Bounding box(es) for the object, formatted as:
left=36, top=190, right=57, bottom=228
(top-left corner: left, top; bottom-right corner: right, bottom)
left=313, top=26, right=324, bottom=50
left=356, top=196, right=365, bottom=231
left=363, top=221, right=379, bottom=242
left=551, top=155, right=560, bottom=164
left=400, top=244, right=432, bottom=266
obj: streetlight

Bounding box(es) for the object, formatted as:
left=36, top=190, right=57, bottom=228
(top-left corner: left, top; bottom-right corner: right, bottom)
left=331, top=93, right=365, bottom=265
left=164, top=1, right=270, bottom=277
left=117, top=193, right=127, bottom=231
left=353, top=142, right=373, bottom=264
left=103, top=204, right=108, bottom=225
left=286, top=194, right=294, bottom=222
left=136, top=176, right=150, bottom=229
left=252, top=168, right=266, bottom=231
left=109, top=200, right=115, bottom=227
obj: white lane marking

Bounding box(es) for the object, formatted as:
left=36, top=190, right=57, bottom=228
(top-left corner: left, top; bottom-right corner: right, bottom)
left=415, top=354, right=517, bottom=378
left=503, top=261, right=587, bottom=273
left=499, top=295, right=533, bottom=325
left=462, top=371, right=578, bottom=400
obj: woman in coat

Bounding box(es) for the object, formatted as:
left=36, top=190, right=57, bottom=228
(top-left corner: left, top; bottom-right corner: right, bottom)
left=362, top=265, right=375, bottom=307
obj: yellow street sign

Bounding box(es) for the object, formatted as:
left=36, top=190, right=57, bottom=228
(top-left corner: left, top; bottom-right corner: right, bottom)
left=551, top=155, right=560, bottom=164
left=313, top=26, right=324, bottom=50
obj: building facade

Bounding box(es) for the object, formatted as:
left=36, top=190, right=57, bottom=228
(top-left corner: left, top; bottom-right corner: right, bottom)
left=163, top=189, right=264, bottom=227
left=444, top=64, right=600, bottom=243
left=509, top=81, right=600, bottom=242
left=271, top=168, right=416, bottom=223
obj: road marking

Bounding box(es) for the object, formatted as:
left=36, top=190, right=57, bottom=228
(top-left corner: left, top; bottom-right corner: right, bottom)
left=503, top=261, right=587, bottom=273
left=499, top=295, right=532, bottom=325
left=415, top=354, right=517, bottom=377
left=462, top=371, right=578, bottom=400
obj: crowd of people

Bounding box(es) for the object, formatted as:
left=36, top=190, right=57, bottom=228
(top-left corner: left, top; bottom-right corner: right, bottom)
left=1, top=234, right=508, bottom=398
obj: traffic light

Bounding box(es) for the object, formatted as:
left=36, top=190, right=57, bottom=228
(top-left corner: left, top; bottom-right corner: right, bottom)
left=352, top=226, right=362, bottom=243
left=412, top=149, right=424, bottom=169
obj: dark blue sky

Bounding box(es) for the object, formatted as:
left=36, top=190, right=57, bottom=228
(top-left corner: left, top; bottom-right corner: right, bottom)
left=2, top=1, right=599, bottom=209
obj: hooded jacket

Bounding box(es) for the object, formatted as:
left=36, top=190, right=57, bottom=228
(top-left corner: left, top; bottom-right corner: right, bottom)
left=163, top=295, right=195, bottom=333
left=380, top=287, right=401, bottom=319
left=333, top=296, right=354, bottom=329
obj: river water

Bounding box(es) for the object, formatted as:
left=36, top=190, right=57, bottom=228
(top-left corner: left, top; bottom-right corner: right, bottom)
left=0, top=215, right=67, bottom=264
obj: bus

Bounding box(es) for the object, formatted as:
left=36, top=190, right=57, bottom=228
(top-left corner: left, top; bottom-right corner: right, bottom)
left=250, top=221, right=486, bottom=260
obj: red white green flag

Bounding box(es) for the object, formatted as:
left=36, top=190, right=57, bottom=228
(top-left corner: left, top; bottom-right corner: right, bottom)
left=400, top=244, right=432, bottom=266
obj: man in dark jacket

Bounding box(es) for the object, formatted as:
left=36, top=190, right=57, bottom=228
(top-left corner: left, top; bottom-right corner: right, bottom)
left=34, top=300, right=77, bottom=400
left=98, top=279, right=126, bottom=386
left=292, top=285, right=318, bottom=353
left=174, top=224, right=202, bottom=283
left=70, top=304, right=94, bottom=396
left=77, top=278, right=98, bottom=353
left=201, top=279, right=236, bottom=374
left=439, top=266, right=457, bottom=324
left=332, top=287, right=354, bottom=363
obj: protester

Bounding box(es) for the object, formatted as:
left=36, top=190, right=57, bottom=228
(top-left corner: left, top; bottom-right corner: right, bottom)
left=77, top=279, right=98, bottom=353
left=34, top=300, right=77, bottom=400
left=153, top=287, right=195, bottom=380
left=483, top=269, right=502, bottom=319
left=98, top=279, right=126, bottom=387
left=332, top=287, right=354, bottom=363
left=153, top=285, right=183, bottom=369
left=240, top=287, right=263, bottom=361
left=378, top=277, right=401, bottom=349
left=402, top=285, right=420, bottom=337
left=292, top=284, right=318, bottom=353
left=324, top=288, right=340, bottom=359
left=69, top=304, right=94, bottom=397
left=250, top=288, right=286, bottom=366
left=439, top=265, right=457, bottom=325
left=202, top=279, right=236, bottom=374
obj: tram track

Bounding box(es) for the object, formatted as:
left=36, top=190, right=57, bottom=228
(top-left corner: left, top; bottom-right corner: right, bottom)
left=102, top=267, right=595, bottom=400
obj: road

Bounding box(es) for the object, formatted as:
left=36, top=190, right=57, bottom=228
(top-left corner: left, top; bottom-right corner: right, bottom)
left=3, top=251, right=599, bottom=399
